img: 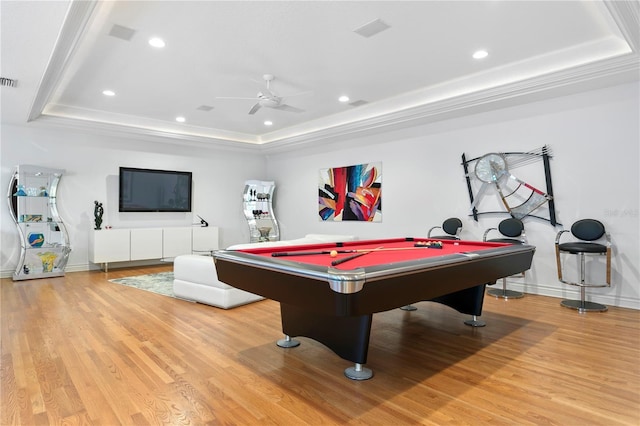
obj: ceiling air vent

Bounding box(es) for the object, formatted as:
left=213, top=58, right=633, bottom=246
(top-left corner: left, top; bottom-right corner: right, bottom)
left=349, top=100, right=369, bottom=107
left=0, top=77, right=18, bottom=88
left=353, top=19, right=390, bottom=38
left=109, top=24, right=136, bottom=41
left=196, top=105, right=215, bottom=112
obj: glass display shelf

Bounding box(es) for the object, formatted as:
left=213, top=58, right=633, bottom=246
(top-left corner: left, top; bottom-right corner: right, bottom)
left=243, top=180, right=279, bottom=243
left=7, top=165, right=71, bottom=281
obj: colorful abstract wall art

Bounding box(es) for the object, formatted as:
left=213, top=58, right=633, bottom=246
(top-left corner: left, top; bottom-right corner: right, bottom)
left=318, top=162, right=382, bottom=222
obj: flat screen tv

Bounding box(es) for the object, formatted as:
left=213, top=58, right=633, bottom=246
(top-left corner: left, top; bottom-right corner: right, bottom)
left=119, top=167, right=192, bottom=212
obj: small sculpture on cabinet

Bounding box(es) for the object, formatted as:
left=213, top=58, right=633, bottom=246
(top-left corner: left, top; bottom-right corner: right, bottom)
left=94, top=201, right=104, bottom=230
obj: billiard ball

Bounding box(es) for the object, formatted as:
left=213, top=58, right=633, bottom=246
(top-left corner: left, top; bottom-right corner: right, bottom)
left=330, top=250, right=338, bottom=257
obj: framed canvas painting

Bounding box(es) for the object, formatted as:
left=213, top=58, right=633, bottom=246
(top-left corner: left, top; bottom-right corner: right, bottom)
left=318, top=162, right=381, bottom=222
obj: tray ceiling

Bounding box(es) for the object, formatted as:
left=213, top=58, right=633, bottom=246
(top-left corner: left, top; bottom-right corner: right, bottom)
left=2, top=1, right=638, bottom=151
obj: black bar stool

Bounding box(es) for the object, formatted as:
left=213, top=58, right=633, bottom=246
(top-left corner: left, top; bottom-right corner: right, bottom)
left=484, top=218, right=526, bottom=299
left=428, top=217, right=462, bottom=240
left=555, top=219, right=611, bottom=312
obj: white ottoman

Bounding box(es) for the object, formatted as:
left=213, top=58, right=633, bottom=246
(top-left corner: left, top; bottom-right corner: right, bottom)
left=173, top=254, right=264, bottom=309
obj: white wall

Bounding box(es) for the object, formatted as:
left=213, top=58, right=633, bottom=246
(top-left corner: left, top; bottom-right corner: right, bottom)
left=2, top=82, right=638, bottom=309
left=1, top=125, right=266, bottom=274
left=266, top=82, right=640, bottom=309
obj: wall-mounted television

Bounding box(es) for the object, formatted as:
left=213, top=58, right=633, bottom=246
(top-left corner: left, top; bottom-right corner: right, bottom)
left=119, top=167, right=192, bottom=212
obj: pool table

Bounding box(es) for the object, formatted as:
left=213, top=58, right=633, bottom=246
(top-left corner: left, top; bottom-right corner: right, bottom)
left=214, top=237, right=535, bottom=380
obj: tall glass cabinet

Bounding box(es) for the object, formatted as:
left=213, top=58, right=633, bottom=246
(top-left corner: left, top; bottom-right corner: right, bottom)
left=243, top=180, right=279, bottom=243
left=7, top=165, right=71, bottom=280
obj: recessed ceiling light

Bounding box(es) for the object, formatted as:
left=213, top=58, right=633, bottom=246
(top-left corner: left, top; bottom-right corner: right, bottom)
left=473, top=50, right=488, bottom=59
left=338, top=95, right=350, bottom=103
left=264, top=120, right=273, bottom=126
left=149, top=37, right=165, bottom=48
left=176, top=116, right=186, bottom=123
left=102, top=90, right=115, bottom=96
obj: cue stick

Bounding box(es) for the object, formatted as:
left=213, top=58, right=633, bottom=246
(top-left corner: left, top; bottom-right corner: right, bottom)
left=274, top=243, right=445, bottom=258
left=271, top=250, right=357, bottom=257
left=349, top=244, right=443, bottom=252
left=331, top=246, right=385, bottom=266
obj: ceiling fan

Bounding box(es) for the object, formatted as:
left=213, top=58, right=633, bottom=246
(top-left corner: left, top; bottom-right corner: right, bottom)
left=216, top=74, right=307, bottom=115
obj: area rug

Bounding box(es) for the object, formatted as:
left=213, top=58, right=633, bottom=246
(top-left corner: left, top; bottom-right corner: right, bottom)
left=109, top=272, right=175, bottom=298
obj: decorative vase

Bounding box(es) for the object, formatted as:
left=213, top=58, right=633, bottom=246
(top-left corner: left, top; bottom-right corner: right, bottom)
left=258, top=227, right=271, bottom=242
left=38, top=252, right=57, bottom=272
left=14, top=185, right=26, bottom=196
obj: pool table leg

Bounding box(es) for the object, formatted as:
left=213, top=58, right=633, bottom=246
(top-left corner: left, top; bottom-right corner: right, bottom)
left=399, top=305, right=417, bottom=311
left=279, top=303, right=374, bottom=379
left=464, top=315, right=486, bottom=327
left=431, top=283, right=487, bottom=327
left=276, top=335, right=300, bottom=348
left=345, top=363, right=373, bottom=380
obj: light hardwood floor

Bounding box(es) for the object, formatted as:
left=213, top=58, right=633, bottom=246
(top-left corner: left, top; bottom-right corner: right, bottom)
left=2, top=265, right=639, bottom=425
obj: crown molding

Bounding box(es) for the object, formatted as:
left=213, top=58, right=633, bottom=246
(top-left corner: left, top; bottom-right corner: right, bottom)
left=605, top=0, right=640, bottom=52
left=261, top=53, right=639, bottom=154
left=29, top=115, right=262, bottom=154
left=42, top=103, right=260, bottom=144
left=34, top=52, right=638, bottom=155
left=28, top=0, right=98, bottom=122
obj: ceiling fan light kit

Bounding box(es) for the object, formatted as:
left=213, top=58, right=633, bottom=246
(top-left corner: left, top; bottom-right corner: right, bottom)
left=217, top=74, right=306, bottom=115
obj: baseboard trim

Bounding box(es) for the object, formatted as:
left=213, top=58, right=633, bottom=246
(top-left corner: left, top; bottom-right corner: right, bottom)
left=2, top=268, right=637, bottom=310
left=503, top=280, right=639, bottom=310
left=1, top=259, right=173, bottom=278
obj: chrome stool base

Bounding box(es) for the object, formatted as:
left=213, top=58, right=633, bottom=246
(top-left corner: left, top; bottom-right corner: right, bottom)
left=561, top=299, right=607, bottom=313
left=487, top=288, right=524, bottom=299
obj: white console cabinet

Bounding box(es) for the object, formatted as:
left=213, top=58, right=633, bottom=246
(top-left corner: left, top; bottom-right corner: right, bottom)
left=162, top=227, right=192, bottom=258
left=89, top=226, right=218, bottom=270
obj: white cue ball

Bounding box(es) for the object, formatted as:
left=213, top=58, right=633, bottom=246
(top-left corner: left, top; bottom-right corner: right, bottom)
left=330, top=250, right=338, bottom=257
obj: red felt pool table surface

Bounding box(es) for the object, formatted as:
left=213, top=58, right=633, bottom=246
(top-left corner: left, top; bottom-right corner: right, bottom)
left=241, top=238, right=508, bottom=270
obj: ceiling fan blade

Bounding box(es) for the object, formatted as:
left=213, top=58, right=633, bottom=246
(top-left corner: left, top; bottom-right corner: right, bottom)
left=283, top=90, right=313, bottom=98
left=248, top=103, right=261, bottom=115
left=275, top=104, right=305, bottom=113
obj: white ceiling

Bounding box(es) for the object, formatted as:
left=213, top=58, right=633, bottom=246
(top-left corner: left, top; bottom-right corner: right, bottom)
left=1, top=1, right=638, bottom=151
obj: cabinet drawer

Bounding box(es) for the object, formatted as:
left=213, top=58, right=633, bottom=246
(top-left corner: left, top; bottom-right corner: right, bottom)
left=90, top=229, right=130, bottom=263
left=163, top=228, right=192, bottom=258
left=130, top=228, right=163, bottom=260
